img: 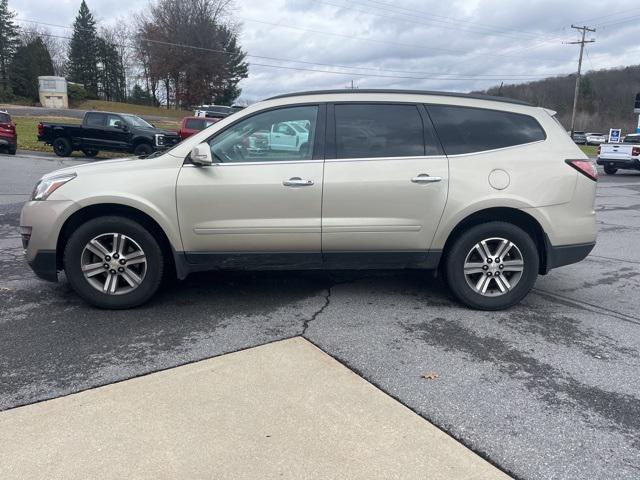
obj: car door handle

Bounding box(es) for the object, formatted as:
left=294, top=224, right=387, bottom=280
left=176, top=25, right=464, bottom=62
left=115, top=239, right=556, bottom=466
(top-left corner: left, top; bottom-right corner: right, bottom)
left=411, top=174, right=442, bottom=184
left=283, top=177, right=314, bottom=187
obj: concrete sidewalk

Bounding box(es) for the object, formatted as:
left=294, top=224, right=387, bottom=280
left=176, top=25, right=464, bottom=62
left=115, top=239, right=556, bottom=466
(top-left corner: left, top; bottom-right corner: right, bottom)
left=0, top=337, right=510, bottom=480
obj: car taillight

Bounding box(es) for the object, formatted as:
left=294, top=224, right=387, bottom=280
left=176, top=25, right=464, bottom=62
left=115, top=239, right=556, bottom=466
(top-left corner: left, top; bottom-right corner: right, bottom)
left=597, top=145, right=601, bottom=155
left=37, top=122, right=43, bottom=136
left=633, top=146, right=640, bottom=157
left=566, top=159, right=597, bottom=181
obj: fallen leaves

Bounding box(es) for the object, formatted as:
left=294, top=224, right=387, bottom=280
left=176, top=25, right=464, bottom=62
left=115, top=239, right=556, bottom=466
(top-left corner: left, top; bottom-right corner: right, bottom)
left=421, top=372, right=439, bottom=380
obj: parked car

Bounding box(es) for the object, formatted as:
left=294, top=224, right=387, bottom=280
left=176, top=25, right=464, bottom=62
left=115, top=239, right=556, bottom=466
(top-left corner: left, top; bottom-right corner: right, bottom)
left=178, top=117, right=219, bottom=140
left=37, top=111, right=180, bottom=157
left=585, top=132, right=607, bottom=145
left=0, top=110, right=17, bottom=155
left=194, top=105, right=231, bottom=119
left=572, top=131, right=587, bottom=144
left=597, top=135, right=640, bottom=174
left=21, top=89, right=597, bottom=310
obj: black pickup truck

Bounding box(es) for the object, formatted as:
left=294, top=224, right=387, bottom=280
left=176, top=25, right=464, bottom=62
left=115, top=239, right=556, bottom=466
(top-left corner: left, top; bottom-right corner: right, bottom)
left=37, top=111, right=181, bottom=157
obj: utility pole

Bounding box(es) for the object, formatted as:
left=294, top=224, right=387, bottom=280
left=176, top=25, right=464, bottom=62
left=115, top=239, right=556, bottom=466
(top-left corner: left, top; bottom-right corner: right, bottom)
left=567, top=25, right=595, bottom=136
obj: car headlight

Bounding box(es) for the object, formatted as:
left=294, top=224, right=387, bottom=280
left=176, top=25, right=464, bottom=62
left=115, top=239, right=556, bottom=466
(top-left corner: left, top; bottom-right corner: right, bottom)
left=32, top=173, right=77, bottom=201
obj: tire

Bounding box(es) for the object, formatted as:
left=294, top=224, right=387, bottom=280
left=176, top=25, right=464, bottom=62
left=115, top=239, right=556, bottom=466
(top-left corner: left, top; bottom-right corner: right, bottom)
left=444, top=221, right=539, bottom=310
left=8, top=146, right=16, bottom=155
left=604, top=165, right=617, bottom=175
left=82, top=148, right=99, bottom=158
left=134, top=143, right=153, bottom=156
left=52, top=137, right=73, bottom=157
left=63, top=216, right=164, bottom=309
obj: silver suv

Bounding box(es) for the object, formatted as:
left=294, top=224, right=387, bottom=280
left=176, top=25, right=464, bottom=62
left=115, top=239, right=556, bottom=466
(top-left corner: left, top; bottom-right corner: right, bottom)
left=20, top=90, right=597, bottom=310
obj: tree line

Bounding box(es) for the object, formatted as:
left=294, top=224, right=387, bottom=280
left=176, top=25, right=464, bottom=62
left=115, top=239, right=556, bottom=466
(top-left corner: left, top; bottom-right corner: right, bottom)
left=0, top=0, right=248, bottom=108
left=479, top=66, right=640, bottom=134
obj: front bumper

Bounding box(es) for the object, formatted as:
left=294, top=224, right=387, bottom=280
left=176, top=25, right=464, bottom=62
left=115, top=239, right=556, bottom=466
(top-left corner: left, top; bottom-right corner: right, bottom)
left=596, top=157, right=640, bottom=170
left=20, top=200, right=78, bottom=282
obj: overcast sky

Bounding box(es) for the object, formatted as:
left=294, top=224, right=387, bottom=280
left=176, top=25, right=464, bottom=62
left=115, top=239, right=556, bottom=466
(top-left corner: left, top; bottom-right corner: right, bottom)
left=12, top=0, right=640, bottom=101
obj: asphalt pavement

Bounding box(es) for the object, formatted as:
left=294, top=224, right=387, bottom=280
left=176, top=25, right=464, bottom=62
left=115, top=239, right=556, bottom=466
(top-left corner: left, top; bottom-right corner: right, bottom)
left=1, top=153, right=639, bottom=480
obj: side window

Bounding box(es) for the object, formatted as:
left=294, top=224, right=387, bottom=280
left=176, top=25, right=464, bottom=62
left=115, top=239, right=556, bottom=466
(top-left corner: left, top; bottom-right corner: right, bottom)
left=85, top=113, right=104, bottom=127
left=209, top=105, right=318, bottom=163
left=185, top=119, right=204, bottom=130
left=334, top=104, right=431, bottom=159
left=107, top=115, right=124, bottom=128
left=427, top=105, right=546, bottom=155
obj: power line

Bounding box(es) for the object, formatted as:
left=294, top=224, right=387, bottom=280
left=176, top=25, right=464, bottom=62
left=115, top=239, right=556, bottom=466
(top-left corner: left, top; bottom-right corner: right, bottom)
left=566, top=25, right=596, bottom=135
left=359, top=0, right=568, bottom=41
left=16, top=18, right=567, bottom=82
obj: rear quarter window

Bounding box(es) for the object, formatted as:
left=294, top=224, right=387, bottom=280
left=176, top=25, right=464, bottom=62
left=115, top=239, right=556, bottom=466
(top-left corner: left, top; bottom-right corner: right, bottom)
left=427, top=105, right=546, bottom=155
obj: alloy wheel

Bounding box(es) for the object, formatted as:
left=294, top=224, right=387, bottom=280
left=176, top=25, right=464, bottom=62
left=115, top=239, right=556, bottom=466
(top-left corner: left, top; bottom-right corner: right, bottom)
left=80, top=233, right=147, bottom=295
left=463, top=237, right=524, bottom=297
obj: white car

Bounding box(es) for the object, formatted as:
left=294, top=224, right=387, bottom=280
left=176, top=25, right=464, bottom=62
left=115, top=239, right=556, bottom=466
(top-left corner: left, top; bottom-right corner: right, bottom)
left=20, top=89, right=597, bottom=310
left=585, top=132, right=607, bottom=145
left=269, top=121, right=309, bottom=153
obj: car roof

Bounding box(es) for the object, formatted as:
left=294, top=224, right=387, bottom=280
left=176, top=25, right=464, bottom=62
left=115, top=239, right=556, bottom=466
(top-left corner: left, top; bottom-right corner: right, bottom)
left=266, top=89, right=531, bottom=106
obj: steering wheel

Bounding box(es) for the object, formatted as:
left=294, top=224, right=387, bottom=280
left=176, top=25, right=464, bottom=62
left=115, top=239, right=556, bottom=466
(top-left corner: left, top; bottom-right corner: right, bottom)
left=232, top=143, right=247, bottom=161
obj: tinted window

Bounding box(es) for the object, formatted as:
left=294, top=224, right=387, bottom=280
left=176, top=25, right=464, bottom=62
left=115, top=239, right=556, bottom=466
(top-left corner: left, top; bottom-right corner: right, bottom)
left=428, top=105, right=546, bottom=155
left=185, top=119, right=204, bottom=130
left=335, top=104, right=430, bottom=158
left=624, top=135, right=640, bottom=144
left=0, top=113, right=10, bottom=123
left=85, top=113, right=104, bottom=127
left=209, top=105, right=318, bottom=163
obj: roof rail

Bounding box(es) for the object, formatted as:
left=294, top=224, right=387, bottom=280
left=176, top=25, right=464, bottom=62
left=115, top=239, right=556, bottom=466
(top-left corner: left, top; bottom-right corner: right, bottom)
left=266, top=89, right=531, bottom=106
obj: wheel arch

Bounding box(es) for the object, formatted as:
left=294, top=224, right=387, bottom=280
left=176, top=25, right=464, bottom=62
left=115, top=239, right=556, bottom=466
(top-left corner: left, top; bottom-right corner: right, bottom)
left=439, top=207, right=549, bottom=275
left=56, top=203, right=183, bottom=278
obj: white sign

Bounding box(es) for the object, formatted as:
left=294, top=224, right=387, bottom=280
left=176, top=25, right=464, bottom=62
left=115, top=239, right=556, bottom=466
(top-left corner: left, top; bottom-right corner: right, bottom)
left=609, top=128, right=622, bottom=143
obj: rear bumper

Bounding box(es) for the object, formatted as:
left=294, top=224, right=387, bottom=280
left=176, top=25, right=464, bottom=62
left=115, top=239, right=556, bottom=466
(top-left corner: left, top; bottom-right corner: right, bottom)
left=0, top=137, right=16, bottom=148
left=544, top=238, right=595, bottom=273
left=597, top=157, right=640, bottom=169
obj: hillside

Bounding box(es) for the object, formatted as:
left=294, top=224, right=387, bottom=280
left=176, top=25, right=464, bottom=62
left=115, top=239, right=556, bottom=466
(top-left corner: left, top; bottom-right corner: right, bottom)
left=477, top=65, right=640, bottom=134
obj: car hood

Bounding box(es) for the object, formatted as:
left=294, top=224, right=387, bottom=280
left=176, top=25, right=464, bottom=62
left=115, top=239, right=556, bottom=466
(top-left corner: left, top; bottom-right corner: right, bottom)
left=41, top=155, right=165, bottom=180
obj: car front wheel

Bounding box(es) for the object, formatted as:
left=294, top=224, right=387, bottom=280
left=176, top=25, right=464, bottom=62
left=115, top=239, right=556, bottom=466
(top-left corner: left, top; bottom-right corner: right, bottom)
left=63, top=216, right=164, bottom=309
left=444, top=221, right=539, bottom=310
left=604, top=165, right=617, bottom=175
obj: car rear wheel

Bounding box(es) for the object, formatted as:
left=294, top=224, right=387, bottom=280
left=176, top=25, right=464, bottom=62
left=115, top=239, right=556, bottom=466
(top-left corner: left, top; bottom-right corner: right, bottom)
left=8, top=145, right=16, bottom=155
left=604, top=165, right=617, bottom=175
left=134, top=143, right=153, bottom=156
left=444, top=221, right=539, bottom=310
left=63, top=216, right=164, bottom=309
left=82, top=148, right=99, bottom=158
left=52, top=137, right=73, bottom=157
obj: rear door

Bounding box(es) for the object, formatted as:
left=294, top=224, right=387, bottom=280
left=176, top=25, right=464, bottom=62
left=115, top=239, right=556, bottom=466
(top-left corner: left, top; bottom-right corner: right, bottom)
left=321, top=103, right=449, bottom=266
left=81, top=112, right=106, bottom=147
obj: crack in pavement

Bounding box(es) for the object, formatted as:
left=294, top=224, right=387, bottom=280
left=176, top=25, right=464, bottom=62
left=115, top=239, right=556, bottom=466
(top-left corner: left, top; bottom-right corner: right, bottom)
left=301, top=287, right=332, bottom=336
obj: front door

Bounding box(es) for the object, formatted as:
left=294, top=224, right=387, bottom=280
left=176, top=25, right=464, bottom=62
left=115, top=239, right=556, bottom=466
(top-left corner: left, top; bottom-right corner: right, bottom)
left=177, top=104, right=325, bottom=269
left=322, top=103, right=449, bottom=267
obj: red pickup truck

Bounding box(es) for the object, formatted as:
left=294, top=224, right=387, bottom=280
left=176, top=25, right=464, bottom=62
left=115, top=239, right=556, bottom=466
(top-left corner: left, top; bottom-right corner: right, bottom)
left=0, top=110, right=17, bottom=155
left=178, top=116, right=220, bottom=140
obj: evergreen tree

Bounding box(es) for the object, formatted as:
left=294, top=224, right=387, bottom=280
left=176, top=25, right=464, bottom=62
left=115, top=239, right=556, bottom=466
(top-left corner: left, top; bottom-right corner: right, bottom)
left=96, top=37, right=125, bottom=101
left=9, top=37, right=54, bottom=100
left=0, top=0, right=20, bottom=96
left=67, top=1, right=99, bottom=97
left=213, top=28, right=248, bottom=105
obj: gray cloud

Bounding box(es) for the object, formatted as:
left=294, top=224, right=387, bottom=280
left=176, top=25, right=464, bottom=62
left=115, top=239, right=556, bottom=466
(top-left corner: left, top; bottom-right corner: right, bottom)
left=12, top=0, right=640, bottom=101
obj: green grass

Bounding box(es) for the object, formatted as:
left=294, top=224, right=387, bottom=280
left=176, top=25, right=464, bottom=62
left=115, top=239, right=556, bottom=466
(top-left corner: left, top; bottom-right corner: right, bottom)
left=579, top=145, right=598, bottom=157
left=77, top=100, right=191, bottom=121
left=14, top=115, right=179, bottom=158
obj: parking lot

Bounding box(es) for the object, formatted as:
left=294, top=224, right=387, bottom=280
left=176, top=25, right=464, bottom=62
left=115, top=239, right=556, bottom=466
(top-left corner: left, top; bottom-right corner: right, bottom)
left=1, top=153, right=639, bottom=479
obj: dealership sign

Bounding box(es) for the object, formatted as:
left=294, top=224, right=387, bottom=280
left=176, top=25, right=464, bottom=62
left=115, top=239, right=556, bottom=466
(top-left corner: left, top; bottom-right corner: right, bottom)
left=609, top=128, right=622, bottom=143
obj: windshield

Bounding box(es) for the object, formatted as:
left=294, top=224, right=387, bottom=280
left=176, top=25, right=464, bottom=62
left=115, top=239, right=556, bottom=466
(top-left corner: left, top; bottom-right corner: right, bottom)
left=122, top=114, right=154, bottom=129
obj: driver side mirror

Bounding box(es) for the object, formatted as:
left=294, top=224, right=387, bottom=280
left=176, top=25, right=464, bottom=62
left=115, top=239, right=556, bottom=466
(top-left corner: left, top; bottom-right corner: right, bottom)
left=191, top=142, right=214, bottom=166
